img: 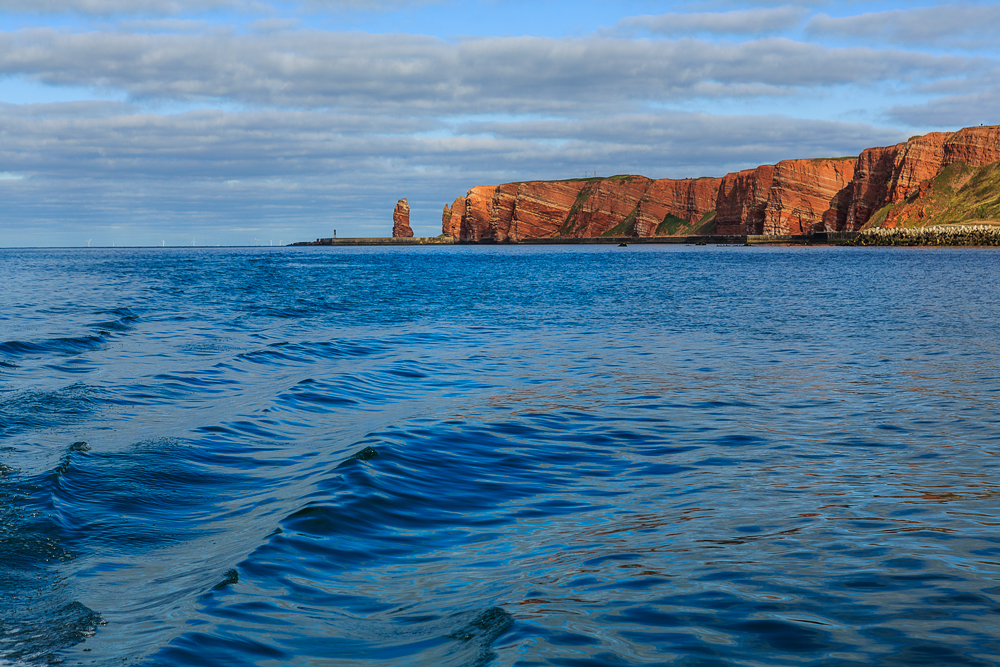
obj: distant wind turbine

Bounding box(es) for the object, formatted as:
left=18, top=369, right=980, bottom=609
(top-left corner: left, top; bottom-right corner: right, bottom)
left=87, top=239, right=91, bottom=247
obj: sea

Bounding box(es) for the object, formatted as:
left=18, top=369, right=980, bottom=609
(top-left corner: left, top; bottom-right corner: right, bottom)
left=1, top=244, right=999, bottom=667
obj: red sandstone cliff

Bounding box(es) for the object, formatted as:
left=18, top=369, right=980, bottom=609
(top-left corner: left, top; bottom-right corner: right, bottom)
left=439, top=125, right=1000, bottom=240
left=715, top=166, right=774, bottom=236
left=845, top=126, right=1000, bottom=229
left=441, top=176, right=721, bottom=242
left=717, top=159, right=856, bottom=235
left=392, top=199, right=413, bottom=238
left=944, top=125, right=1000, bottom=169
left=844, top=133, right=951, bottom=229
left=635, top=177, right=721, bottom=236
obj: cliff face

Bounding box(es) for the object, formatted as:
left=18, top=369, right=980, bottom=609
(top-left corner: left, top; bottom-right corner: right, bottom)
left=502, top=180, right=589, bottom=240
left=716, top=159, right=855, bottom=235
left=845, top=126, right=1000, bottom=229
left=763, top=159, right=856, bottom=235
left=844, top=133, right=950, bottom=230
left=716, top=166, right=774, bottom=235
left=558, top=177, right=651, bottom=239
left=944, top=125, right=1000, bottom=168
left=439, top=125, right=1000, bottom=240
left=461, top=186, right=499, bottom=242
left=442, top=176, right=721, bottom=242
left=392, top=199, right=413, bottom=238
left=865, top=160, right=1000, bottom=229
left=843, top=146, right=901, bottom=230
left=634, top=178, right=721, bottom=236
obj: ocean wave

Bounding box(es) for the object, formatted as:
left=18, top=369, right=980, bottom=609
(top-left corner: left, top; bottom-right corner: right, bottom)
left=3, top=246, right=1000, bottom=666
left=0, top=451, right=103, bottom=665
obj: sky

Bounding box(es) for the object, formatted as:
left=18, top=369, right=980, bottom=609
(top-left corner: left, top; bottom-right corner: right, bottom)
left=0, top=1, right=998, bottom=246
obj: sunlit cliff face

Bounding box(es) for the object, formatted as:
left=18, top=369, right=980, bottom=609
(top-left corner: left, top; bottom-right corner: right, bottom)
left=441, top=126, right=1000, bottom=240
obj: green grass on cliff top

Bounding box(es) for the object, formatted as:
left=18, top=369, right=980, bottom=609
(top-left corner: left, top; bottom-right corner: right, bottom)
left=515, top=174, right=646, bottom=185
left=809, top=156, right=858, bottom=162
left=866, top=161, right=1000, bottom=229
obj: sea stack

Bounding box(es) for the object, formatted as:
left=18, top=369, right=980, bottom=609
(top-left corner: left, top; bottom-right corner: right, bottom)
left=392, top=199, right=413, bottom=237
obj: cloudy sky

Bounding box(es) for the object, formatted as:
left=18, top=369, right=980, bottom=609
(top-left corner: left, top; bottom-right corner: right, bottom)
left=1, top=1, right=997, bottom=246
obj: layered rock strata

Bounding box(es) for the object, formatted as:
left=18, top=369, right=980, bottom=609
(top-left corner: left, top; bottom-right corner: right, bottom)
left=715, top=166, right=774, bottom=236
left=441, top=176, right=721, bottom=242
left=844, top=133, right=951, bottom=229
left=774, top=159, right=855, bottom=234
left=392, top=198, right=413, bottom=238
left=438, top=125, right=1000, bottom=240
left=845, top=126, right=1000, bottom=229
left=944, top=125, right=1000, bottom=168
left=442, top=198, right=463, bottom=238
left=635, top=177, right=721, bottom=237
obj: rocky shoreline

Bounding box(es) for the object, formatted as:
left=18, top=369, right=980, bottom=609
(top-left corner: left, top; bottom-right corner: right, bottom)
left=294, top=228, right=1000, bottom=247
left=848, top=225, right=1000, bottom=246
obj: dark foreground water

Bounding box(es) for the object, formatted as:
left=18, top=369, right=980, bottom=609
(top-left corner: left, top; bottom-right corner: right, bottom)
left=1, top=245, right=999, bottom=667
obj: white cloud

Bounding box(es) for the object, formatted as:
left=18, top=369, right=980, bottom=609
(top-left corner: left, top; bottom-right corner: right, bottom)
left=0, top=0, right=242, bottom=16
left=0, top=0, right=439, bottom=15
left=0, top=103, right=908, bottom=244
left=248, top=17, right=301, bottom=32
left=887, top=70, right=1000, bottom=128
left=617, top=6, right=809, bottom=37
left=0, top=30, right=981, bottom=115
left=806, top=4, right=1000, bottom=49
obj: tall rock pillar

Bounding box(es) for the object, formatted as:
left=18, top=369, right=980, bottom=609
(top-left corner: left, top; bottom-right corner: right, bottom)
left=392, top=199, right=414, bottom=238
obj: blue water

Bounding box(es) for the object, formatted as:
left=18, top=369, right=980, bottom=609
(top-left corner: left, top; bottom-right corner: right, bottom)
left=2, top=245, right=999, bottom=667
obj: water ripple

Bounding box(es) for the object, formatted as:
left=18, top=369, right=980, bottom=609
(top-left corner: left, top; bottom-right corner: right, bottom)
left=1, top=246, right=999, bottom=666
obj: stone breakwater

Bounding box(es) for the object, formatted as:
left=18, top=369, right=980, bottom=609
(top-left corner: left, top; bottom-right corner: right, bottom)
left=440, top=125, right=1000, bottom=242
left=849, top=225, right=1000, bottom=246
